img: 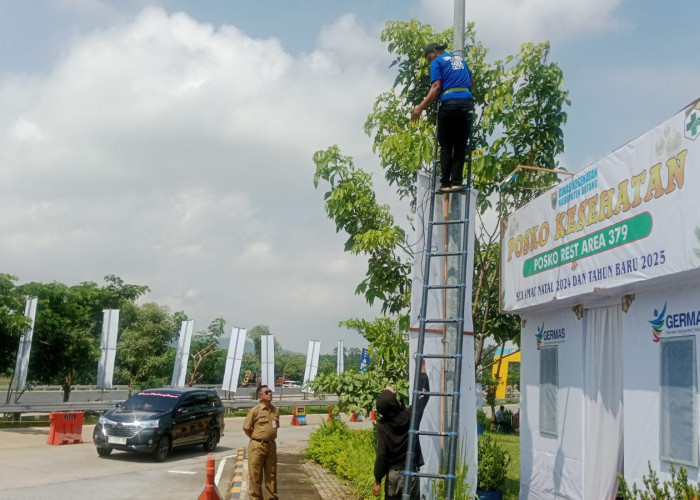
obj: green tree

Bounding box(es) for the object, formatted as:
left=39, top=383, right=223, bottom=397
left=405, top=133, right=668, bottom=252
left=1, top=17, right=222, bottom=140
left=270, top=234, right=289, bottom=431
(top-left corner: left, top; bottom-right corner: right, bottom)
left=17, top=276, right=149, bottom=401
left=114, top=302, right=177, bottom=392
left=186, top=317, right=226, bottom=386
left=313, top=20, right=568, bottom=375
left=341, top=347, right=364, bottom=373
left=0, top=274, right=30, bottom=378
left=311, top=316, right=409, bottom=413
left=277, top=352, right=305, bottom=382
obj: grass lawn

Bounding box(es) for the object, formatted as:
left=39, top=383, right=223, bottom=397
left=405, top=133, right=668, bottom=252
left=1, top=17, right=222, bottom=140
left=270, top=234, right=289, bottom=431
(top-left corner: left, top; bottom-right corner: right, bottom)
left=480, top=430, right=520, bottom=500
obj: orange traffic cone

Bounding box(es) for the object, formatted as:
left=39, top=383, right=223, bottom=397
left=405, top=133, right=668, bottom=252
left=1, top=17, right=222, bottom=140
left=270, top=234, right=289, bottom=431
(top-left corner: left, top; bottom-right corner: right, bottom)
left=198, top=452, right=223, bottom=500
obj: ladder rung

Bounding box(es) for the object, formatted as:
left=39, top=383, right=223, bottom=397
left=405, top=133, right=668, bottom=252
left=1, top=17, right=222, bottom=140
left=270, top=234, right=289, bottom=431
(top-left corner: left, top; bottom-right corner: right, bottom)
left=417, top=390, right=460, bottom=397
left=406, top=471, right=456, bottom=480
left=414, top=353, right=463, bottom=360
left=420, top=318, right=462, bottom=323
left=430, top=219, right=468, bottom=226
left=424, top=284, right=464, bottom=290
left=429, top=250, right=467, bottom=257
left=408, top=430, right=458, bottom=438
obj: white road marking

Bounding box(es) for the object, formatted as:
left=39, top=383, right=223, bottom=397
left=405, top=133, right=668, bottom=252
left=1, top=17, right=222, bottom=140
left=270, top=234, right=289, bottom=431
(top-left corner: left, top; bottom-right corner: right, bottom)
left=216, top=454, right=236, bottom=485
left=167, top=470, right=197, bottom=475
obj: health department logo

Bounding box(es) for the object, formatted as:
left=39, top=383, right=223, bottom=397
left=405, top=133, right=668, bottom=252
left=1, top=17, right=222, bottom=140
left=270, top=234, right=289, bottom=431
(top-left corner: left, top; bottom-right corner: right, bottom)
left=535, top=323, right=544, bottom=350
left=649, top=303, right=667, bottom=343
left=535, top=323, right=566, bottom=350
left=685, top=103, right=700, bottom=140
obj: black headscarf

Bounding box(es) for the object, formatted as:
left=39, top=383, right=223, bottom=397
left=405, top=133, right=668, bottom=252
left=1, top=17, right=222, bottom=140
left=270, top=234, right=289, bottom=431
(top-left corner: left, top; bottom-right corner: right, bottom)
left=373, top=374, right=430, bottom=484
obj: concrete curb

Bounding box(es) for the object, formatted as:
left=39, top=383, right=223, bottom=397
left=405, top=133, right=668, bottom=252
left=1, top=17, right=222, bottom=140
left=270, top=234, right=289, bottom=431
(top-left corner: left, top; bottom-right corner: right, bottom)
left=228, top=447, right=246, bottom=499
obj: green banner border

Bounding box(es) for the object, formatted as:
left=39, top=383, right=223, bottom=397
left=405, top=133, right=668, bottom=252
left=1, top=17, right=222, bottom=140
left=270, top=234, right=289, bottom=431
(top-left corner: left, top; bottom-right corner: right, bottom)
left=522, top=212, right=653, bottom=277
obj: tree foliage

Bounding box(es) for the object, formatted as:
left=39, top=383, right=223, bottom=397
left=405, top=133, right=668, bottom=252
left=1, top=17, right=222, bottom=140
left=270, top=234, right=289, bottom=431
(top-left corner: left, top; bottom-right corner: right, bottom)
left=115, top=302, right=178, bottom=391
left=186, top=316, right=226, bottom=386
left=310, top=316, right=409, bottom=414
left=16, top=277, right=148, bottom=401
left=313, top=19, right=569, bottom=375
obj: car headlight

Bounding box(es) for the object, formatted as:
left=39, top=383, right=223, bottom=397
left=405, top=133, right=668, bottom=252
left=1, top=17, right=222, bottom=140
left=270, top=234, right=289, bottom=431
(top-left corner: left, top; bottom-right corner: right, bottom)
left=137, top=419, right=160, bottom=430
left=98, top=415, right=113, bottom=425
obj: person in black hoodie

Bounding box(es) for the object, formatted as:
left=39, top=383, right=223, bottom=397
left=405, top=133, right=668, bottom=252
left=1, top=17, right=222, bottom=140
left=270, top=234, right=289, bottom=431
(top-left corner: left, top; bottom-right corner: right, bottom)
left=372, top=361, right=430, bottom=499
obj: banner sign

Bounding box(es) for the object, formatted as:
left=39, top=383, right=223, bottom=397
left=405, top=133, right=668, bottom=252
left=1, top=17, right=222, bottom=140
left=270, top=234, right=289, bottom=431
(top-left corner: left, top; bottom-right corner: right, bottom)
left=171, top=319, right=194, bottom=387
left=359, top=348, right=369, bottom=372
left=97, top=309, right=120, bottom=389
left=11, top=296, right=38, bottom=391
left=336, top=340, right=344, bottom=375
left=222, top=327, right=247, bottom=393
left=302, top=340, right=321, bottom=394
left=501, top=98, right=700, bottom=312
left=261, top=334, right=275, bottom=391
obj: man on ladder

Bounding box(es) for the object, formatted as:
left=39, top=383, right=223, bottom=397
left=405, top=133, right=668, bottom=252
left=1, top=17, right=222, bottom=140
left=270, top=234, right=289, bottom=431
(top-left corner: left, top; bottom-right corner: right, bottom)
left=411, top=42, right=474, bottom=193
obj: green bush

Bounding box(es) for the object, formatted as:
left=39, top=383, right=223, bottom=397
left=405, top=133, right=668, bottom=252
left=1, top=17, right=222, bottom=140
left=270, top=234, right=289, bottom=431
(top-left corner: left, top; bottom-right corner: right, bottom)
left=306, top=420, right=377, bottom=498
left=618, top=462, right=700, bottom=499
left=476, top=409, right=491, bottom=427
left=477, top=435, right=511, bottom=492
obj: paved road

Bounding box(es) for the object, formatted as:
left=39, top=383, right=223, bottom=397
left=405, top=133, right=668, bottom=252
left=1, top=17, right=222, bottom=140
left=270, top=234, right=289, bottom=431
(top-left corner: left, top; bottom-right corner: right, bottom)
left=0, top=414, right=349, bottom=500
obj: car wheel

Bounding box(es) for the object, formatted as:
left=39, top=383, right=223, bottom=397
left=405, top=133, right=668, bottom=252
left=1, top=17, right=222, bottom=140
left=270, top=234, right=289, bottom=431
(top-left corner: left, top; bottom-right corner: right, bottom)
left=153, top=436, right=171, bottom=462
left=203, top=428, right=220, bottom=452
left=96, top=447, right=112, bottom=457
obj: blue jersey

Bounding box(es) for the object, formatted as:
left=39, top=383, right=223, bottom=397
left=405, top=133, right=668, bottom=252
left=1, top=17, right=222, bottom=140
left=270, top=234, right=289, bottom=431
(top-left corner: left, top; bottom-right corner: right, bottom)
left=430, top=51, right=472, bottom=101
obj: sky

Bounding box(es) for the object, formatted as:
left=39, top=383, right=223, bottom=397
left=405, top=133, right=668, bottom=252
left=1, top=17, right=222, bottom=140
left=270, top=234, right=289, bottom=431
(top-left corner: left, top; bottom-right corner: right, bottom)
left=0, top=0, right=698, bottom=354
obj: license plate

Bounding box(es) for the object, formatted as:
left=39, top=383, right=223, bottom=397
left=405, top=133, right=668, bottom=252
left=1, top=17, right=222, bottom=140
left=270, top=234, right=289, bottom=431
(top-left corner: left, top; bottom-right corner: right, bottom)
left=108, top=436, right=127, bottom=445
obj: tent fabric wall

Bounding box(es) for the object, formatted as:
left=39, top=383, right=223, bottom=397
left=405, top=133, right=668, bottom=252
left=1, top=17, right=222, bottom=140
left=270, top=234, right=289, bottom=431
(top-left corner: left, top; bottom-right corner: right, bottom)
left=583, top=306, right=623, bottom=500
left=520, top=309, right=584, bottom=499
left=623, top=283, right=700, bottom=487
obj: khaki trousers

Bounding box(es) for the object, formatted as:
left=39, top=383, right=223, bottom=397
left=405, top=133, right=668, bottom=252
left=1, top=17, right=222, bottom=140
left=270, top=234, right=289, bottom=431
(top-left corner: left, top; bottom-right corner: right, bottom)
left=247, top=440, right=277, bottom=500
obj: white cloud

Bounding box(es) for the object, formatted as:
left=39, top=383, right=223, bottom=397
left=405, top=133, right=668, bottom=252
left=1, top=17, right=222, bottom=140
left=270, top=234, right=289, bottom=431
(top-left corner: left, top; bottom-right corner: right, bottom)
left=419, top=0, right=625, bottom=53
left=0, top=7, right=391, bottom=352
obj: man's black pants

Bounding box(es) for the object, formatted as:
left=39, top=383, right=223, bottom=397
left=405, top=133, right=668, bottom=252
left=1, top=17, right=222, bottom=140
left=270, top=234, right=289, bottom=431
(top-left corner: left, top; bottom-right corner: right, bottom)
left=437, top=98, right=474, bottom=187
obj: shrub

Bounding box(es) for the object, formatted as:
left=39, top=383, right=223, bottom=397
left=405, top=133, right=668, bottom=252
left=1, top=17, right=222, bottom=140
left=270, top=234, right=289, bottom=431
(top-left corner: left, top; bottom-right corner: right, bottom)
left=477, top=435, right=511, bottom=492
left=306, top=420, right=377, bottom=498
left=617, top=462, right=700, bottom=499
left=476, top=409, right=491, bottom=427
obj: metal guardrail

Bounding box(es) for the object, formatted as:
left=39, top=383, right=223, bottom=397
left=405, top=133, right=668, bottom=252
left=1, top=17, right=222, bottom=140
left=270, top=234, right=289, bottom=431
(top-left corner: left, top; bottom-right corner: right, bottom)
left=0, top=399, right=339, bottom=414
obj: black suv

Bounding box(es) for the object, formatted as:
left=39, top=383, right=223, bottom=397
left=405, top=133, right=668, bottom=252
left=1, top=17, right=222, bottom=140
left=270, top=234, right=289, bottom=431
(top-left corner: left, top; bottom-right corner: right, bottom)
left=93, top=388, right=225, bottom=461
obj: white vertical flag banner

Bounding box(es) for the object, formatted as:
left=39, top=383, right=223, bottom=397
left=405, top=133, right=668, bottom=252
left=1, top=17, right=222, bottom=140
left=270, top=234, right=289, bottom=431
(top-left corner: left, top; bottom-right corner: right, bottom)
left=171, top=319, right=194, bottom=387
left=11, top=296, right=38, bottom=390
left=97, top=309, right=120, bottom=389
left=222, top=327, right=247, bottom=393
left=303, top=340, right=321, bottom=394
left=337, top=340, right=344, bottom=375
left=261, top=334, right=275, bottom=391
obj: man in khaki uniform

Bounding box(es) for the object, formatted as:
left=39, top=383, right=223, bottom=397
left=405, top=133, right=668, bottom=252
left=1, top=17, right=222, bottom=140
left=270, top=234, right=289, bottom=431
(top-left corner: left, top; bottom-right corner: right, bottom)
left=243, top=384, right=279, bottom=500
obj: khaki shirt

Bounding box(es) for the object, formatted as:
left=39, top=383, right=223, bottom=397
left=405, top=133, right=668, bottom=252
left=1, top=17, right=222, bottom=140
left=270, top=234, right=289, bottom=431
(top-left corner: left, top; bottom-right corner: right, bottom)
left=244, top=403, right=279, bottom=442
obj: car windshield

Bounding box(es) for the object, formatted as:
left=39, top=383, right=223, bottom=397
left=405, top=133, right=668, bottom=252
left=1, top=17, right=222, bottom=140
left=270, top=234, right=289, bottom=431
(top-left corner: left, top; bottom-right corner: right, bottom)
left=121, top=392, right=180, bottom=412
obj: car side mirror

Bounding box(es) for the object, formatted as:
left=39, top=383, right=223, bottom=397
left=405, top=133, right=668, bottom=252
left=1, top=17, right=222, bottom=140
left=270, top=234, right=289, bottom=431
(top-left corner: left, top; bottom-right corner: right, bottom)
left=177, top=407, right=188, bottom=414
left=115, top=402, right=122, bottom=408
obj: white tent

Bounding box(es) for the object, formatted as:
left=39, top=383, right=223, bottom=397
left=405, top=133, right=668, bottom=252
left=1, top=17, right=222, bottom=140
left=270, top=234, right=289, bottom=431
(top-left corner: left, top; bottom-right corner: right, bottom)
left=501, top=97, right=700, bottom=498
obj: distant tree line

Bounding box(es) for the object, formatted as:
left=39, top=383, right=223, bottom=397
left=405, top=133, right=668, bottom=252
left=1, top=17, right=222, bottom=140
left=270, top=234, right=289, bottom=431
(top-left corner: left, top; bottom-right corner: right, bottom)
left=0, top=273, right=359, bottom=401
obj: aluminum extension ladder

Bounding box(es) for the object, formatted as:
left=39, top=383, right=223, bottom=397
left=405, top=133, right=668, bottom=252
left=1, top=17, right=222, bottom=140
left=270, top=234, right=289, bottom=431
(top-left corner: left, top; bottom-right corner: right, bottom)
left=402, top=137, right=473, bottom=500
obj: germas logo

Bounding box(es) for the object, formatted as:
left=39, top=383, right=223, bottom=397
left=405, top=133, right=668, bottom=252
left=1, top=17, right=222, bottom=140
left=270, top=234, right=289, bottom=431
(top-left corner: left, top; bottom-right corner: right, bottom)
left=649, top=303, right=666, bottom=343
left=649, top=302, right=700, bottom=342
left=535, top=323, right=566, bottom=350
